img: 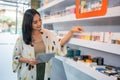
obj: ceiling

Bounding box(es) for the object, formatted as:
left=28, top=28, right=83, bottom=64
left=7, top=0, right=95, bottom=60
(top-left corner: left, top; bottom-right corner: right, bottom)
left=0, top=0, right=31, bottom=10
left=0, top=0, right=31, bottom=5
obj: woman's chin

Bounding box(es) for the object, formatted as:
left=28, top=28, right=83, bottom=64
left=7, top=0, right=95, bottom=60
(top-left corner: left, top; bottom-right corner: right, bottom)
left=37, top=28, right=41, bottom=31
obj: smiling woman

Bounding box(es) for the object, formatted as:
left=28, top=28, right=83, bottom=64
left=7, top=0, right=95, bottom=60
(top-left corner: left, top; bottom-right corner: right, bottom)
left=32, top=14, right=42, bottom=31
left=12, top=9, right=83, bottom=80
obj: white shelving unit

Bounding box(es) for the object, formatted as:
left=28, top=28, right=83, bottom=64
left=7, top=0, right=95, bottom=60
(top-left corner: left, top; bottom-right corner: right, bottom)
left=69, top=38, right=120, bottom=55
left=42, top=6, right=120, bottom=24
left=37, top=0, right=64, bottom=12
left=38, top=0, right=120, bottom=80
left=38, top=0, right=120, bottom=55
left=56, top=56, right=117, bottom=80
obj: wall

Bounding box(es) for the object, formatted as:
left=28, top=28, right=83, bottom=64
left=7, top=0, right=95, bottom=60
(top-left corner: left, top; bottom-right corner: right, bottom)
left=0, top=33, right=18, bottom=80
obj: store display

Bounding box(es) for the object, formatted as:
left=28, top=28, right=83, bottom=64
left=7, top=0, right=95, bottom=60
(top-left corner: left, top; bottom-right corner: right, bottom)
left=80, top=55, right=91, bottom=61
left=96, top=57, right=104, bottom=65
left=111, top=33, right=120, bottom=45
left=73, top=56, right=79, bottom=61
left=72, top=32, right=120, bottom=45
left=74, top=49, right=81, bottom=57
left=96, top=67, right=106, bottom=71
left=92, top=57, right=97, bottom=63
left=67, top=49, right=74, bottom=58
left=85, top=59, right=92, bottom=63
left=76, top=0, right=108, bottom=18
left=38, top=0, right=120, bottom=80
left=67, top=49, right=81, bottom=58
left=104, top=32, right=112, bottom=43
left=40, top=0, right=55, bottom=7
left=104, top=70, right=118, bottom=76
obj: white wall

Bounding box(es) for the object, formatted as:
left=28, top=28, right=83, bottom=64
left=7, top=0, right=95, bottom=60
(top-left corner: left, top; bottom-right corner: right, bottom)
left=0, top=33, right=18, bottom=80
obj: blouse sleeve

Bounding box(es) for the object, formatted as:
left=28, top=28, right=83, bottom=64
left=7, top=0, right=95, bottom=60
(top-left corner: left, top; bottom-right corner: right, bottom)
left=12, top=36, right=22, bottom=73
left=47, top=30, right=67, bottom=56
left=56, top=37, right=67, bottom=56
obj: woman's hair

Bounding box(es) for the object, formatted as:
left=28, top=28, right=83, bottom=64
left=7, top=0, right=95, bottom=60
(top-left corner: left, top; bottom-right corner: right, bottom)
left=22, top=9, right=40, bottom=45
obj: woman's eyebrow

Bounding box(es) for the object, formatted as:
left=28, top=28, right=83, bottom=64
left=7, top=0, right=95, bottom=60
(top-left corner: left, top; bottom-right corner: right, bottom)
left=33, top=20, right=37, bottom=23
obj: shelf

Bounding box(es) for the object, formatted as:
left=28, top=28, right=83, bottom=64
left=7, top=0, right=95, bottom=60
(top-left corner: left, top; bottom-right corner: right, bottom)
left=42, top=6, right=120, bottom=24
left=42, top=14, right=75, bottom=24
left=37, top=0, right=64, bottom=12
left=56, top=56, right=117, bottom=80
left=68, top=38, right=120, bottom=55
left=37, top=0, right=75, bottom=12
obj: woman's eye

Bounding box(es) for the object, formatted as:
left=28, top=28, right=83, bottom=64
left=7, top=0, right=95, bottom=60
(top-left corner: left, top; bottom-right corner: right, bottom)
left=33, top=21, right=37, bottom=24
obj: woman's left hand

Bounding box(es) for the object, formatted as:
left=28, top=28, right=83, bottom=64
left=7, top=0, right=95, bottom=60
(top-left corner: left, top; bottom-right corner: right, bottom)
left=70, top=26, right=84, bottom=33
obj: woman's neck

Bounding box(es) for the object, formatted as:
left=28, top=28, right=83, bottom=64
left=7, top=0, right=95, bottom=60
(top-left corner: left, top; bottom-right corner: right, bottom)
left=32, top=30, right=41, bottom=35
left=32, top=30, right=42, bottom=43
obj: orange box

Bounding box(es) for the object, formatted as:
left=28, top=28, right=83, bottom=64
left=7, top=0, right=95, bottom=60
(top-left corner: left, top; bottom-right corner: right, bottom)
left=76, top=0, right=108, bottom=19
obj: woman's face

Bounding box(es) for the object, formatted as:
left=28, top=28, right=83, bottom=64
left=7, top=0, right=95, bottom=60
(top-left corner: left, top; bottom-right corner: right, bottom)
left=32, top=14, right=42, bottom=31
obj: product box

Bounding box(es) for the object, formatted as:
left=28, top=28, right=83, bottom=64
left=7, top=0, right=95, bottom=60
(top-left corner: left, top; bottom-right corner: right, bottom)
left=111, top=32, right=120, bottom=45
left=91, top=32, right=104, bottom=42
left=104, top=32, right=112, bottom=43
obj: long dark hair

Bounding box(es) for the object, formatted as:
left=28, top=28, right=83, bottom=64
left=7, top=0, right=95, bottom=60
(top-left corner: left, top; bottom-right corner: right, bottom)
left=22, top=9, right=40, bottom=45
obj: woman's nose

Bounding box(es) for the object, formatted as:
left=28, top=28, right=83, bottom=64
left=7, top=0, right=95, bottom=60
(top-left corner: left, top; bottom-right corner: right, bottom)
left=38, top=20, right=42, bottom=26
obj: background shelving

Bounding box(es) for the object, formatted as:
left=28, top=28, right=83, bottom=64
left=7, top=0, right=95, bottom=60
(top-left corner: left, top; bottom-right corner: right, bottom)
left=37, top=0, right=76, bottom=12
left=69, top=38, right=120, bottom=55
left=41, top=6, right=120, bottom=24
left=37, top=0, right=64, bottom=12
left=56, top=56, right=117, bottom=80
left=38, top=0, right=120, bottom=79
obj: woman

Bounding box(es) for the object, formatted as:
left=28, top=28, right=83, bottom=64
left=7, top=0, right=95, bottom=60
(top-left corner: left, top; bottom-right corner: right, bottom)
left=12, top=9, right=83, bottom=80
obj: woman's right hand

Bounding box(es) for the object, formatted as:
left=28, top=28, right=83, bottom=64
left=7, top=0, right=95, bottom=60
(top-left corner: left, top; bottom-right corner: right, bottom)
left=28, top=58, right=40, bottom=65
left=19, top=57, right=40, bottom=65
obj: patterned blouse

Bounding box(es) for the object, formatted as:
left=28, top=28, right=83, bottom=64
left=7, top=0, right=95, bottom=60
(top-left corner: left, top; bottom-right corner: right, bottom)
left=12, top=29, right=67, bottom=80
